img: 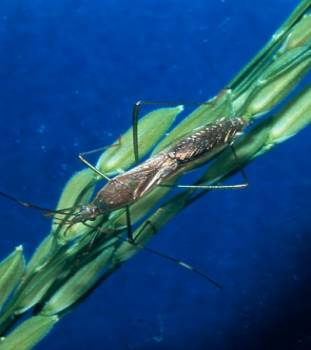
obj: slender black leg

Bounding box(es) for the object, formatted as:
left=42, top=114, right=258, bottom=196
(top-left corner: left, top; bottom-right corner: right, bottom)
left=128, top=219, right=221, bottom=288
left=132, top=100, right=212, bottom=164
left=132, top=219, right=156, bottom=243
left=125, top=206, right=133, bottom=242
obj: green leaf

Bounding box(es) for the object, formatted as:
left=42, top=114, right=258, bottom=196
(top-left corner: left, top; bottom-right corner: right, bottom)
left=41, top=245, right=116, bottom=315
left=152, top=90, right=233, bottom=155
left=0, top=246, right=25, bottom=311
left=280, top=14, right=311, bottom=52
left=244, top=46, right=311, bottom=119
left=13, top=256, right=67, bottom=314
left=0, top=315, right=58, bottom=350
left=26, top=235, right=58, bottom=274
left=268, top=83, right=311, bottom=144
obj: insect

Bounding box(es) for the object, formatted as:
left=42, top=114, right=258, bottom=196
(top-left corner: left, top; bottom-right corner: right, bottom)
left=75, top=107, right=248, bottom=227
left=1, top=99, right=248, bottom=227
left=0, top=98, right=248, bottom=288
left=70, top=98, right=247, bottom=228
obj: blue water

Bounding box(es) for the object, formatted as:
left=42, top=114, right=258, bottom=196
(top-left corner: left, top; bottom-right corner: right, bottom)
left=0, top=0, right=310, bottom=349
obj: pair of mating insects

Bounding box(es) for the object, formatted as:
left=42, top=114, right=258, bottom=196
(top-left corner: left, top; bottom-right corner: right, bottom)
left=1, top=97, right=249, bottom=288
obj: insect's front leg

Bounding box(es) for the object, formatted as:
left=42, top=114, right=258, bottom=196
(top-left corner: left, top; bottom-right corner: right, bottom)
left=78, top=139, right=122, bottom=180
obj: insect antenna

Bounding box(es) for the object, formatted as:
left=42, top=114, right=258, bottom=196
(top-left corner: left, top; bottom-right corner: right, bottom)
left=0, top=190, right=74, bottom=217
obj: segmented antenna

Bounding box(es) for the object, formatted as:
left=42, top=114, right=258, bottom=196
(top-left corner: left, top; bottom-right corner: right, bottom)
left=0, top=191, right=72, bottom=217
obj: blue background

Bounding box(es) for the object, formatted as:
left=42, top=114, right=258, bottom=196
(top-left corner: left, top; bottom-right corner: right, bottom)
left=0, top=0, right=310, bottom=349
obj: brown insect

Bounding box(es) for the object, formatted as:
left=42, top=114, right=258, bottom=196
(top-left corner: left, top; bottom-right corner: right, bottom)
left=75, top=114, right=247, bottom=224
left=0, top=101, right=248, bottom=287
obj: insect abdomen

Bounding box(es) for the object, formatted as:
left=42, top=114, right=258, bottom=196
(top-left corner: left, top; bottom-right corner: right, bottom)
left=168, top=117, right=245, bottom=163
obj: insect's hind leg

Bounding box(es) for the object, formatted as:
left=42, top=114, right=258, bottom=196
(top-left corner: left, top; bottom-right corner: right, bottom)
left=193, top=144, right=249, bottom=190
left=131, top=219, right=221, bottom=288
left=160, top=145, right=249, bottom=190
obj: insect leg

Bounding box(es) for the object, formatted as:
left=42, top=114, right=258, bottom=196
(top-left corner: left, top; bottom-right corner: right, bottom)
left=132, top=100, right=212, bottom=164
left=78, top=140, right=121, bottom=181
left=160, top=145, right=249, bottom=190
left=161, top=182, right=247, bottom=190
left=131, top=219, right=221, bottom=288
left=132, top=101, right=173, bottom=164
left=132, top=91, right=238, bottom=163
left=125, top=206, right=134, bottom=242
left=77, top=214, right=221, bottom=287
